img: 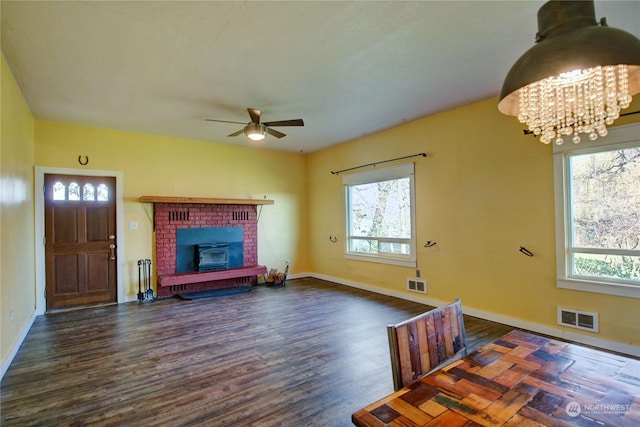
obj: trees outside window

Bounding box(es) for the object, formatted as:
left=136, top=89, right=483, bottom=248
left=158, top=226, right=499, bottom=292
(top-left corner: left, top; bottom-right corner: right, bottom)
left=554, top=123, right=640, bottom=298
left=570, top=148, right=640, bottom=281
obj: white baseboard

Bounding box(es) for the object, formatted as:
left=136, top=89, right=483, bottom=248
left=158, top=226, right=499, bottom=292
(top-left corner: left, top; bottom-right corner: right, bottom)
left=1, top=310, right=38, bottom=381
left=301, top=272, right=640, bottom=358
left=124, top=294, right=139, bottom=303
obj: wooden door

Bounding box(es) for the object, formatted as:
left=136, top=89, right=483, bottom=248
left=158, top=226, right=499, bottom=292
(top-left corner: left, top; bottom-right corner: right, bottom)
left=44, top=174, right=117, bottom=311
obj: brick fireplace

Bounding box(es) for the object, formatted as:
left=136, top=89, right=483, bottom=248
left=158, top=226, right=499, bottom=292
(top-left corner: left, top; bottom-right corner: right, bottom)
left=141, top=196, right=273, bottom=298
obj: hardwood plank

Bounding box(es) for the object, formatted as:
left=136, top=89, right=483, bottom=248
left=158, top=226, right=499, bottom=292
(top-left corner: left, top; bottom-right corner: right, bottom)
left=0, top=279, right=537, bottom=426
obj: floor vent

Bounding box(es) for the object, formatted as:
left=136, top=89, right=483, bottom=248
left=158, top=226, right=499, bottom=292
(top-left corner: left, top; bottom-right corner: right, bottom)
left=557, top=307, right=599, bottom=332
left=407, top=278, right=427, bottom=294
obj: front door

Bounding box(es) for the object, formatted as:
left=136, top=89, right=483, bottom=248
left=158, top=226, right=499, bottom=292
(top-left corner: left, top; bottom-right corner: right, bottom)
left=44, top=174, right=117, bottom=311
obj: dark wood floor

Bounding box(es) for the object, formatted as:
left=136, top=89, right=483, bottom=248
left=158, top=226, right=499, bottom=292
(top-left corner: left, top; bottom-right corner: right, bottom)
left=1, top=278, right=518, bottom=426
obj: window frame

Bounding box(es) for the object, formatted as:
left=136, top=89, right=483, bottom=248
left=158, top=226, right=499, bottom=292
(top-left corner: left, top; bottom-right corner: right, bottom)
left=553, top=123, right=640, bottom=299
left=343, top=163, right=417, bottom=267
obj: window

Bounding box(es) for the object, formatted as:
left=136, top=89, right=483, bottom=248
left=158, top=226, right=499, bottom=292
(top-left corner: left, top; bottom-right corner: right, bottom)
left=52, top=181, right=65, bottom=200
left=343, top=163, right=416, bottom=267
left=49, top=180, right=110, bottom=202
left=83, top=183, right=95, bottom=201
left=68, top=182, right=80, bottom=200
left=97, top=184, right=109, bottom=201
left=554, top=123, right=640, bottom=298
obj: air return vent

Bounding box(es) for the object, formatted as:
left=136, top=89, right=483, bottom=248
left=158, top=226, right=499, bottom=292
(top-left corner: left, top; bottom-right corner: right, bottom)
left=168, top=210, right=189, bottom=222
left=232, top=211, right=249, bottom=221
left=407, top=278, right=427, bottom=294
left=557, top=307, right=599, bottom=332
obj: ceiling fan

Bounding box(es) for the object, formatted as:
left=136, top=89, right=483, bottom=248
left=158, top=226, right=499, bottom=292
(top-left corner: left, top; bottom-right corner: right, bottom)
left=205, top=108, right=304, bottom=141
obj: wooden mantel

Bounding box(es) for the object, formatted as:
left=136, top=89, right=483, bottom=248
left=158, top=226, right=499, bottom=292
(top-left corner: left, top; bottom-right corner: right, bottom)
left=139, top=196, right=274, bottom=205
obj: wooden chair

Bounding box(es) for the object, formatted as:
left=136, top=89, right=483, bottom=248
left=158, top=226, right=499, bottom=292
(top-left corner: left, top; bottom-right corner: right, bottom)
left=387, top=299, right=467, bottom=390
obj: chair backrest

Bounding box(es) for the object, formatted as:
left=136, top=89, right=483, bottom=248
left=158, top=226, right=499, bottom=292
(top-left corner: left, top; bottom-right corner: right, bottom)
left=387, top=299, right=467, bottom=390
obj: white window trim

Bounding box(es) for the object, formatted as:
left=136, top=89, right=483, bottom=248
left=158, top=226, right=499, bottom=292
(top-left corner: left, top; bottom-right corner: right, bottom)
left=343, top=163, right=417, bottom=267
left=553, top=123, right=640, bottom=299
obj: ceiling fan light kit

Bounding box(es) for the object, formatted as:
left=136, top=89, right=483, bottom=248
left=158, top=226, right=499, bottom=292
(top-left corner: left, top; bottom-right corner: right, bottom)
left=498, top=0, right=640, bottom=145
left=245, top=123, right=266, bottom=141
left=206, top=108, right=304, bottom=142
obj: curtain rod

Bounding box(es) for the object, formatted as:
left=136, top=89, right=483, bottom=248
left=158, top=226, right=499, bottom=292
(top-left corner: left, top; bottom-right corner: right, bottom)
left=330, top=153, right=427, bottom=175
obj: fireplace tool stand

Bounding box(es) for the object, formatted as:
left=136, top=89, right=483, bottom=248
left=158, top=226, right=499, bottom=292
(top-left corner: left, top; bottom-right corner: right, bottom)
left=137, top=259, right=154, bottom=304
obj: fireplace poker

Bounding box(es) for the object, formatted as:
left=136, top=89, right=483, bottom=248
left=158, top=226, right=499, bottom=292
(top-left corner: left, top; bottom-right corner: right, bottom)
left=137, top=259, right=144, bottom=304
left=145, top=259, right=154, bottom=301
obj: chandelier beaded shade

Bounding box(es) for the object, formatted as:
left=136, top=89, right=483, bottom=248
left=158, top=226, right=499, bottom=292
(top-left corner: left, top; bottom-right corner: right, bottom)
left=498, top=0, right=640, bottom=145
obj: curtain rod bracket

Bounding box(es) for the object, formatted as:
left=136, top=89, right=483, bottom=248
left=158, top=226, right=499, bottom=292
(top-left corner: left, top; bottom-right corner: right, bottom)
left=519, top=246, right=534, bottom=257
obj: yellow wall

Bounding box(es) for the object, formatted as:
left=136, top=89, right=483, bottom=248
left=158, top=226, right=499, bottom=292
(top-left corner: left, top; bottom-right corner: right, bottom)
left=307, top=97, right=640, bottom=348
left=34, top=121, right=310, bottom=299
left=3, top=50, right=640, bottom=373
left=1, top=54, right=36, bottom=364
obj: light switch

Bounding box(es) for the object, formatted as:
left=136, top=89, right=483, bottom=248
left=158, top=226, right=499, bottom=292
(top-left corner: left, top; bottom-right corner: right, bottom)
left=128, top=221, right=138, bottom=230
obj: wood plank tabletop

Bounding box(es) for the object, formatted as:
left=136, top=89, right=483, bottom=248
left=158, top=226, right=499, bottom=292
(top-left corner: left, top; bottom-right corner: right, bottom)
left=352, top=330, right=640, bottom=427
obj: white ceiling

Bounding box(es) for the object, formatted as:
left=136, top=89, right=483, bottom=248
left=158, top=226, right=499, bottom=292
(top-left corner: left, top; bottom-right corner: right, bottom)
left=2, top=1, right=639, bottom=153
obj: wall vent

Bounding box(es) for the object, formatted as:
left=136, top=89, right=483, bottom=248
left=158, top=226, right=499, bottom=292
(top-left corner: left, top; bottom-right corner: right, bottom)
left=407, top=278, right=427, bottom=294
left=236, top=276, right=251, bottom=285
left=168, top=210, right=190, bottom=222
left=557, top=307, right=599, bottom=332
left=232, top=211, right=249, bottom=221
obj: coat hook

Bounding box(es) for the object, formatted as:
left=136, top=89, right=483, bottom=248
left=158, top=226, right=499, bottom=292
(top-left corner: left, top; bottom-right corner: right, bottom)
left=519, top=246, right=534, bottom=257
left=78, top=155, right=89, bottom=165
left=329, top=236, right=337, bottom=243
left=424, top=241, right=437, bottom=248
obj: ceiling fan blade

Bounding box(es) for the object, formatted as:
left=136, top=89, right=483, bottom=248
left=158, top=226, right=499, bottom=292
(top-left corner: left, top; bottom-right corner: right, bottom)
left=266, top=127, right=286, bottom=138
left=205, top=119, right=247, bottom=125
left=227, top=129, right=245, bottom=137
left=262, top=119, right=304, bottom=127
left=247, top=108, right=261, bottom=124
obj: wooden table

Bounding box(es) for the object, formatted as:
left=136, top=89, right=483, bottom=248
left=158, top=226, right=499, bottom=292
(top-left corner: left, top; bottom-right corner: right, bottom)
left=352, top=330, right=640, bottom=427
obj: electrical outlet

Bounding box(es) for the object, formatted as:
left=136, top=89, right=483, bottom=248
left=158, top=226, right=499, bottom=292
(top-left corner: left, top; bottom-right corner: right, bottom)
left=10, top=310, right=14, bottom=322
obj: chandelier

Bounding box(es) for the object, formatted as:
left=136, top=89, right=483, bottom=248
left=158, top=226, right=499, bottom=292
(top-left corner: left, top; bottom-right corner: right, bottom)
left=499, top=1, right=640, bottom=145
left=519, top=64, right=631, bottom=144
